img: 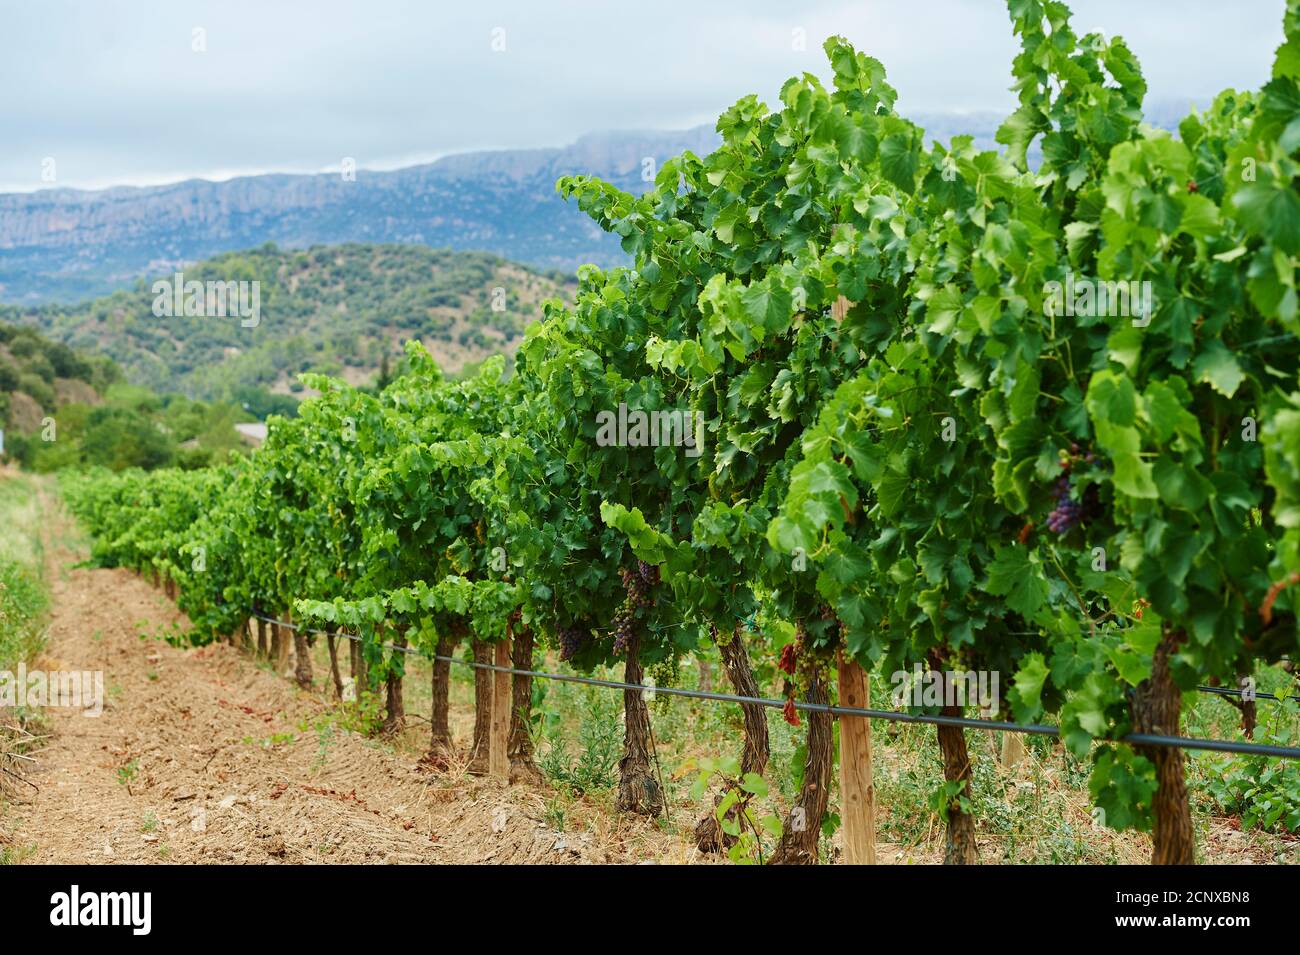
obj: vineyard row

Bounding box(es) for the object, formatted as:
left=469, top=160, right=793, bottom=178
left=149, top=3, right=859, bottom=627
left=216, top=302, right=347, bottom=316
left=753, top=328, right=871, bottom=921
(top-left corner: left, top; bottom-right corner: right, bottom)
left=61, top=0, right=1300, bottom=863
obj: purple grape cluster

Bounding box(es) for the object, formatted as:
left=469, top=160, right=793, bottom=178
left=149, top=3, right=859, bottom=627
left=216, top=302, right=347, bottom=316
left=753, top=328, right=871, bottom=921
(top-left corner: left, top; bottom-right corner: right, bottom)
left=612, top=605, right=635, bottom=655
left=558, top=625, right=589, bottom=661
left=636, top=560, right=661, bottom=587
left=1045, top=443, right=1104, bottom=534
left=619, top=566, right=654, bottom=609
left=612, top=563, right=657, bottom=654
left=1046, top=475, right=1081, bottom=534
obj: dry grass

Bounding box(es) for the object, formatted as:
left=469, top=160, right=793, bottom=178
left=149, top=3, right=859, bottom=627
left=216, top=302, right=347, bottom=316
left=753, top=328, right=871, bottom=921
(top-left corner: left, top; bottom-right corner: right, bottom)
left=0, top=720, right=41, bottom=802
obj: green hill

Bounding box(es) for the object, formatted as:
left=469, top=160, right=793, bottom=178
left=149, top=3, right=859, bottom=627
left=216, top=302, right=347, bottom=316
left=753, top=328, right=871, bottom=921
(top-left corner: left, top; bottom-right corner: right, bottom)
left=0, top=320, right=272, bottom=472
left=1, top=243, right=578, bottom=399
left=0, top=322, right=117, bottom=436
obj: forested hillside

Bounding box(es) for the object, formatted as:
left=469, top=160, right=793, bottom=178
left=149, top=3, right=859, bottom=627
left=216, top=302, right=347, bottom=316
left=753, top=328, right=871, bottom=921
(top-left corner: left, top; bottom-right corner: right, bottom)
left=0, top=321, right=276, bottom=471
left=3, top=244, right=576, bottom=399
left=0, top=322, right=115, bottom=436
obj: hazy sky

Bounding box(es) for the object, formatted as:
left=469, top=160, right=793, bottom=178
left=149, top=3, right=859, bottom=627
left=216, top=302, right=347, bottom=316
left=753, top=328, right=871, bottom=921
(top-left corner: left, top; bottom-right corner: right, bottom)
left=0, top=0, right=1285, bottom=193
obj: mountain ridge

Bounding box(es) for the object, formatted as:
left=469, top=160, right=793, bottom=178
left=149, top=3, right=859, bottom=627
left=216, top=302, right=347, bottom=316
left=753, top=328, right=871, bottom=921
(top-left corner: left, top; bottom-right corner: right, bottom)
left=1, top=107, right=1190, bottom=305
left=0, top=127, right=722, bottom=303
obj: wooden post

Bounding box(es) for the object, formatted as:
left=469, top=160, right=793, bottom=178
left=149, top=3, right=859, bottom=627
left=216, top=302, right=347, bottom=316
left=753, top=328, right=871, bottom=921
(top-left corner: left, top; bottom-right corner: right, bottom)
left=276, top=612, right=292, bottom=674
left=1000, top=733, right=1026, bottom=769
left=489, top=633, right=512, bottom=780
left=837, top=650, right=876, bottom=864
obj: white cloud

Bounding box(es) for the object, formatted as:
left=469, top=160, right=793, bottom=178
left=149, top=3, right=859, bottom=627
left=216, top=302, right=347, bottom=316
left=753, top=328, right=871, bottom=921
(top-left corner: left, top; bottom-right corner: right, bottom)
left=0, top=0, right=1284, bottom=192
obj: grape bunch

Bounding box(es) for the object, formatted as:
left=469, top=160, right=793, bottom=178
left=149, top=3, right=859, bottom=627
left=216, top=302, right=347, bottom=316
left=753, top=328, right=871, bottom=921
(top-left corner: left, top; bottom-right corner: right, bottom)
left=558, top=624, right=589, bottom=661
left=636, top=560, right=660, bottom=587
left=619, top=566, right=655, bottom=605
left=648, top=657, right=679, bottom=712
left=611, top=605, right=633, bottom=655
left=1046, top=443, right=1103, bottom=534
left=1046, top=475, right=1081, bottom=534
left=612, top=563, right=656, bottom=654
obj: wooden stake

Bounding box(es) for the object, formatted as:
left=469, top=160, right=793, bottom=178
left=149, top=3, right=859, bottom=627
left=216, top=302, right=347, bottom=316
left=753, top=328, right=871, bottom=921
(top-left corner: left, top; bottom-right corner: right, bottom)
left=275, top=613, right=292, bottom=674
left=1000, top=732, right=1026, bottom=769
left=837, top=650, right=876, bottom=864
left=489, top=633, right=512, bottom=780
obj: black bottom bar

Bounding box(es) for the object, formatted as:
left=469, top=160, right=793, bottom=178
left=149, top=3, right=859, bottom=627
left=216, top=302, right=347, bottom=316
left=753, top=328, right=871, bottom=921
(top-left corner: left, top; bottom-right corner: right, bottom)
left=0, top=863, right=1283, bottom=940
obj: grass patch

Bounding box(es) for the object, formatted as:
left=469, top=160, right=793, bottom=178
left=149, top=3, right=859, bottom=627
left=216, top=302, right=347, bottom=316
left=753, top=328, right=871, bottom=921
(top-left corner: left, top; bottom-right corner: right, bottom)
left=0, top=474, right=50, bottom=671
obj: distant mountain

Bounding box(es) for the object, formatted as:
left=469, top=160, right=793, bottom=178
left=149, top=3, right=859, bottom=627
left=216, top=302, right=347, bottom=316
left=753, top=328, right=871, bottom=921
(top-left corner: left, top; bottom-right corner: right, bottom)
left=0, top=128, right=720, bottom=304
left=0, top=243, right=576, bottom=398
left=0, top=107, right=1193, bottom=306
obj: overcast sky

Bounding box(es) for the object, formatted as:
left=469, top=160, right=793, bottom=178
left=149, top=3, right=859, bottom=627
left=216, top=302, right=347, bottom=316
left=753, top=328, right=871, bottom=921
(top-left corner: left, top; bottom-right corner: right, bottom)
left=0, top=0, right=1285, bottom=193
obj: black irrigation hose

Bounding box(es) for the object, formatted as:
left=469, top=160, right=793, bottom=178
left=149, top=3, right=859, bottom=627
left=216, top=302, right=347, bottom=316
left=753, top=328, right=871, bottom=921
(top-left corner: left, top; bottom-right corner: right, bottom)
left=248, top=614, right=1300, bottom=760
left=1195, top=683, right=1300, bottom=703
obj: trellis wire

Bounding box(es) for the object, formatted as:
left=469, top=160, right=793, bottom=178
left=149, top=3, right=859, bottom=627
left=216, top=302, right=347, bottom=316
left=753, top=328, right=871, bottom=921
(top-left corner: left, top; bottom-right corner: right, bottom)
left=249, top=613, right=1300, bottom=760
left=1194, top=683, right=1299, bottom=703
